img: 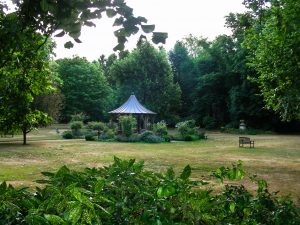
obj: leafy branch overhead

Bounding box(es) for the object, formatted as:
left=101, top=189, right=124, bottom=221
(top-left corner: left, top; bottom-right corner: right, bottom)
left=15, top=0, right=168, bottom=50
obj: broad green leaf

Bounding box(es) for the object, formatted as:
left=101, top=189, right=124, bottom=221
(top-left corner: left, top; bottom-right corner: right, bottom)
left=113, top=17, right=124, bottom=26
left=54, top=31, right=65, bottom=37
left=113, top=43, right=125, bottom=51
left=152, top=32, right=168, bottom=44
left=69, top=31, right=81, bottom=39
left=180, top=165, right=191, bottom=180
left=106, top=9, right=117, bottom=18
left=44, top=214, right=66, bottom=224
left=74, top=38, right=82, bottom=43
left=67, top=205, right=82, bottom=224
left=84, top=21, right=96, bottom=27
left=141, top=25, right=155, bottom=33
left=64, top=41, right=74, bottom=49
left=157, top=185, right=176, bottom=198
left=229, top=202, right=236, bottom=212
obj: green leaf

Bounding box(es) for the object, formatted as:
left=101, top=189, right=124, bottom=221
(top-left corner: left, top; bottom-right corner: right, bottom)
left=157, top=185, right=176, bottom=198
left=229, top=202, right=236, bottom=212
left=84, top=21, right=96, bottom=27
left=66, top=205, right=82, bottom=224
left=180, top=165, right=191, bottom=180
left=69, top=31, right=81, bottom=39
left=152, top=32, right=168, bottom=44
left=64, top=41, right=74, bottom=49
left=54, top=31, right=65, bottom=37
left=113, top=43, right=125, bottom=51
left=137, top=16, right=148, bottom=23
left=74, top=38, right=82, bottom=43
left=141, top=25, right=155, bottom=33
left=41, top=171, right=55, bottom=177
left=113, top=17, right=124, bottom=26
left=106, top=9, right=117, bottom=18
left=44, top=214, right=66, bottom=224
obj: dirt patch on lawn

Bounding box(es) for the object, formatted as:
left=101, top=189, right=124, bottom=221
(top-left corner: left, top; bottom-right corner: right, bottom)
left=0, top=158, right=48, bottom=165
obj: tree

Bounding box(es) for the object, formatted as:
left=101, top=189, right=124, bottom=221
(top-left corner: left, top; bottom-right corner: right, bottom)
left=242, top=0, right=300, bottom=121
left=109, top=41, right=182, bottom=124
left=169, top=41, right=196, bottom=118
left=56, top=57, right=113, bottom=122
left=0, top=18, right=55, bottom=144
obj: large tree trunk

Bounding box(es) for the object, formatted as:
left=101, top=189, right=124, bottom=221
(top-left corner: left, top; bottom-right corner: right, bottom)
left=23, top=129, right=27, bottom=145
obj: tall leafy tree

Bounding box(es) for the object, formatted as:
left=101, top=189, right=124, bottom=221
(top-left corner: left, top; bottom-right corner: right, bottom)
left=242, top=0, right=300, bottom=121
left=0, top=15, right=55, bottom=144
left=109, top=41, right=181, bottom=124
left=169, top=41, right=196, bottom=118
left=56, top=57, right=112, bottom=122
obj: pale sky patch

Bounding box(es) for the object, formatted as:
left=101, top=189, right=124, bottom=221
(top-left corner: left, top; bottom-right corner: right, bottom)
left=53, top=0, right=246, bottom=61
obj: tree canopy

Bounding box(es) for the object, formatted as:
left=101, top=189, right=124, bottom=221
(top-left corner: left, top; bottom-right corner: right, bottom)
left=239, top=0, right=300, bottom=121
left=56, top=57, right=112, bottom=122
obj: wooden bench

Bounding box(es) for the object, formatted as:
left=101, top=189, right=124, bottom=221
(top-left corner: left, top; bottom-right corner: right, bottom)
left=239, top=137, right=254, bottom=148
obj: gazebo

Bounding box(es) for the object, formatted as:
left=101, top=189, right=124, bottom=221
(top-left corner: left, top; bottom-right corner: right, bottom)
left=109, top=94, right=156, bottom=133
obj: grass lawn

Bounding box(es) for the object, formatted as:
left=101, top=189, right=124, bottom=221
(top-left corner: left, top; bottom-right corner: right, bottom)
left=0, top=127, right=299, bottom=201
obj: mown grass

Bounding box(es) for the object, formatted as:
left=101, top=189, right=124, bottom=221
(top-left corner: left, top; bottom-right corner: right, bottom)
left=0, top=128, right=299, bottom=200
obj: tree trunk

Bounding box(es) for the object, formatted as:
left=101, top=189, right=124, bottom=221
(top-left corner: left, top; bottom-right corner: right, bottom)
left=23, top=129, right=27, bottom=145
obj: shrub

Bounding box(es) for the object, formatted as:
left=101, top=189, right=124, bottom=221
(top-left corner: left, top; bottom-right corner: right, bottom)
left=119, top=115, right=137, bottom=137
left=163, top=135, right=171, bottom=142
left=70, top=121, right=83, bottom=137
left=0, top=158, right=299, bottom=224
left=104, top=129, right=115, bottom=139
left=116, top=134, right=140, bottom=142
left=87, top=121, right=108, bottom=138
left=85, top=134, right=95, bottom=141
left=153, top=120, right=168, bottom=136
left=140, top=131, right=164, bottom=143
left=62, top=131, right=73, bottom=139
left=176, top=120, right=198, bottom=136
left=184, top=135, right=193, bottom=141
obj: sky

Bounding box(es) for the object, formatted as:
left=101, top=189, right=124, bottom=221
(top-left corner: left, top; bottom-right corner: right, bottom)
left=53, top=0, right=246, bottom=61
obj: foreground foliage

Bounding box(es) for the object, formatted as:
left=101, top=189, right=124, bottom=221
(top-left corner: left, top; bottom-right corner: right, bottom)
left=0, top=157, right=299, bottom=224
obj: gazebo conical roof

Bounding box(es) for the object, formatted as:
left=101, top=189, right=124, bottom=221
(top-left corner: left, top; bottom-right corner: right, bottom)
left=109, top=94, right=156, bottom=115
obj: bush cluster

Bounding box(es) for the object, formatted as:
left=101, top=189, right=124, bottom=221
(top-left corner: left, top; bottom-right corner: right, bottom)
left=140, top=131, right=164, bottom=143
left=119, top=115, right=137, bottom=137
left=0, top=158, right=299, bottom=224
left=175, top=120, right=206, bottom=141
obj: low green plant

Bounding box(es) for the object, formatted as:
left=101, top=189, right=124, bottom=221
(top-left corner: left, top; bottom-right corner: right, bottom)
left=85, top=134, right=95, bottom=141
left=70, top=121, right=84, bottom=137
left=62, top=131, right=73, bottom=139
left=184, top=135, right=193, bottom=141
left=119, top=115, right=137, bottom=137
left=175, top=120, right=206, bottom=141
left=140, top=131, right=164, bottom=143
left=104, top=129, right=115, bottom=139
left=115, top=134, right=140, bottom=142
left=0, top=158, right=299, bottom=224
left=153, top=120, right=168, bottom=136
left=176, top=120, right=197, bottom=136
left=87, top=121, right=108, bottom=138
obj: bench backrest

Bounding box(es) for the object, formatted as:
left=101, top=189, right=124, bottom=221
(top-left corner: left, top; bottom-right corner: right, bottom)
left=239, top=136, right=251, bottom=143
